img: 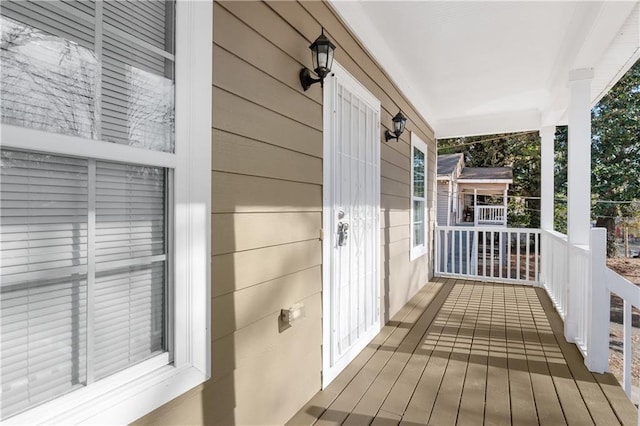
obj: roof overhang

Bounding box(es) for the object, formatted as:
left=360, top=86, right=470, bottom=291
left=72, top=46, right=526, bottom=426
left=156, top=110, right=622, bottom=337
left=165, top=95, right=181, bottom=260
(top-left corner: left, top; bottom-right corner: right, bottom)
left=329, top=1, right=640, bottom=138
left=458, top=179, right=513, bottom=185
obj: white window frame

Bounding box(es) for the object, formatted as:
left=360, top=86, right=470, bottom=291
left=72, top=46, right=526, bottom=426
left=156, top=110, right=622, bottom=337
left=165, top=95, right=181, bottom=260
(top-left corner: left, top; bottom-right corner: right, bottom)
left=410, top=132, right=428, bottom=261
left=0, top=2, right=212, bottom=424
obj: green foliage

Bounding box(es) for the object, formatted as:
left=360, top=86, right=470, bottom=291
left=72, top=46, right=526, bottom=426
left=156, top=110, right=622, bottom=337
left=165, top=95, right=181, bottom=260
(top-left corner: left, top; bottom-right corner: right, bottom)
left=591, top=59, right=640, bottom=220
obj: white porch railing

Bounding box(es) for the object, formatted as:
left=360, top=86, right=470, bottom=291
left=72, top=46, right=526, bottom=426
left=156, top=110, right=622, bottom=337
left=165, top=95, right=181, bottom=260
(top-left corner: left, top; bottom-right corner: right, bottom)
left=474, top=205, right=507, bottom=226
left=606, top=267, right=640, bottom=398
left=435, top=225, right=540, bottom=285
left=439, top=226, right=638, bottom=412
left=543, top=228, right=639, bottom=405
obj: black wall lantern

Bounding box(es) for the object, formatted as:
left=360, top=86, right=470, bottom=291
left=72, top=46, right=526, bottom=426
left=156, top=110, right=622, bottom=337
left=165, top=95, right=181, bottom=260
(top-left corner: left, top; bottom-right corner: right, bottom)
left=300, top=28, right=336, bottom=91
left=384, top=110, right=408, bottom=142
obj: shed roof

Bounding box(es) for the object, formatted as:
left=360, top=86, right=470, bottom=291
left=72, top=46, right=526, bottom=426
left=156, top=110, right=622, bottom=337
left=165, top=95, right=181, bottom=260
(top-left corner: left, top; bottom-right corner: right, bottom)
left=459, top=167, right=513, bottom=181
left=437, top=153, right=464, bottom=177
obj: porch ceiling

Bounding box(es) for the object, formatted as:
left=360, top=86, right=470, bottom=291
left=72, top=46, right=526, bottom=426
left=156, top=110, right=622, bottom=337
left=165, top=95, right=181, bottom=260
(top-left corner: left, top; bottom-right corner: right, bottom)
left=329, top=1, right=640, bottom=138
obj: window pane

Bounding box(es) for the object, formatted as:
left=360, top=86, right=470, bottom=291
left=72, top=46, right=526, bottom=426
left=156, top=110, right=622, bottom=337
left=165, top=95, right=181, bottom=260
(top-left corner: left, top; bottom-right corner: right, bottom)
left=96, top=162, right=165, bottom=263
left=101, top=1, right=175, bottom=152
left=413, top=147, right=424, bottom=198
left=0, top=7, right=99, bottom=138
left=95, top=161, right=166, bottom=380
left=413, top=199, right=425, bottom=247
left=0, top=150, right=89, bottom=419
left=0, top=0, right=175, bottom=152
left=94, top=262, right=165, bottom=380
left=0, top=151, right=168, bottom=420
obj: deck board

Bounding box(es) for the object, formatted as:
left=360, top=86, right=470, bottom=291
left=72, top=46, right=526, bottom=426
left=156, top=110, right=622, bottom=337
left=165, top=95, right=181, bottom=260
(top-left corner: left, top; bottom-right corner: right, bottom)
left=288, top=279, right=638, bottom=426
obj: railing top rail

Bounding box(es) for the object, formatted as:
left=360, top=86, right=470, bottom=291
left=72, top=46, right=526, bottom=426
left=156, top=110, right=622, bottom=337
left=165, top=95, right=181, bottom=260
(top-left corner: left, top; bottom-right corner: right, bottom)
left=606, top=268, right=640, bottom=309
left=570, top=244, right=590, bottom=254
left=436, top=225, right=541, bottom=233
left=542, top=229, right=569, bottom=242
left=476, top=205, right=504, bottom=210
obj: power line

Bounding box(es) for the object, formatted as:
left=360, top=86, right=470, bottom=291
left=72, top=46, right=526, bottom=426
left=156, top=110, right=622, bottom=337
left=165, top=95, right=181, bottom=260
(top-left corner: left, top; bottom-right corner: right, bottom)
left=437, top=131, right=539, bottom=152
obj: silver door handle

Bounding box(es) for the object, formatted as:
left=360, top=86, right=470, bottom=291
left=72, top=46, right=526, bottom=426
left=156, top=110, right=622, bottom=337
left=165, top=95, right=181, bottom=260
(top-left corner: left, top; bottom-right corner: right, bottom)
left=337, top=222, right=349, bottom=246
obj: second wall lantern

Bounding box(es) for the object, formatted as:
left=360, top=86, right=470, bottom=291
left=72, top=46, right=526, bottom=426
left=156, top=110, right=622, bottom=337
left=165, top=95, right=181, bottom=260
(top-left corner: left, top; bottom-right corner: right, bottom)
left=385, top=110, right=408, bottom=142
left=300, top=28, right=336, bottom=91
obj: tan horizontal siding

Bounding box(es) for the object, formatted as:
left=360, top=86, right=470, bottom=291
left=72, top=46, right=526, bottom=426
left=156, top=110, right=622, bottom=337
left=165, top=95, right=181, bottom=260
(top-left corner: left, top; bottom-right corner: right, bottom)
left=213, top=3, right=321, bottom=104
left=135, top=1, right=437, bottom=424
left=212, top=172, right=321, bottom=214
left=380, top=209, right=410, bottom=229
left=382, top=160, right=409, bottom=185
left=211, top=266, right=320, bottom=340
left=213, top=45, right=322, bottom=131
left=211, top=290, right=321, bottom=380
left=381, top=143, right=411, bottom=170
left=213, top=130, right=322, bottom=184
left=382, top=224, right=411, bottom=246
left=383, top=238, right=410, bottom=260
left=213, top=88, right=322, bottom=158
left=381, top=194, right=411, bottom=211
left=212, top=212, right=320, bottom=255
left=382, top=176, right=410, bottom=198
left=212, top=239, right=321, bottom=297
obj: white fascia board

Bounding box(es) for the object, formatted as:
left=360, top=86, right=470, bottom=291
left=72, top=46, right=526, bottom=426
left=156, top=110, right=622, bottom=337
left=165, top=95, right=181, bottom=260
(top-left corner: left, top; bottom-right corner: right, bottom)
left=437, top=176, right=452, bottom=181
left=435, top=109, right=541, bottom=139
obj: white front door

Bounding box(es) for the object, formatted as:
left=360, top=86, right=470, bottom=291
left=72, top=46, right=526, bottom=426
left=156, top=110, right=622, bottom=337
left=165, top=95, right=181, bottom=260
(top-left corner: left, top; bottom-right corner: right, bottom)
left=322, top=62, right=381, bottom=387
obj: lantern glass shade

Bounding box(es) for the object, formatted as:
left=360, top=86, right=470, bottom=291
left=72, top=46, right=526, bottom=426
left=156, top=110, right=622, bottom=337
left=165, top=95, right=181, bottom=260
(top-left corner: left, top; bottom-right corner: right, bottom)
left=392, top=111, right=407, bottom=136
left=310, top=30, right=336, bottom=79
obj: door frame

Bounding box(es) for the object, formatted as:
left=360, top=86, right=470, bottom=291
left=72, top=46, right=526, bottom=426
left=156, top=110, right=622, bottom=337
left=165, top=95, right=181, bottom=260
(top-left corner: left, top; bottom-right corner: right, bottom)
left=321, top=61, right=382, bottom=388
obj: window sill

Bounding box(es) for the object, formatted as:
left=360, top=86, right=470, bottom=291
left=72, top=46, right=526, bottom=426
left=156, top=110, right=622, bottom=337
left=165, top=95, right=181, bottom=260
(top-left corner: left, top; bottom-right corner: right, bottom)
left=410, top=246, right=428, bottom=262
left=4, top=359, right=207, bottom=425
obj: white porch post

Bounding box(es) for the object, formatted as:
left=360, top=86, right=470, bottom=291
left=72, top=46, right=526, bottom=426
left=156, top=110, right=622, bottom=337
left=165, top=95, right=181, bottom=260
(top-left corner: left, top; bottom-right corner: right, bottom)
left=503, top=188, right=508, bottom=226
left=588, top=228, right=609, bottom=373
left=473, top=189, right=478, bottom=226
left=565, top=68, right=593, bottom=342
left=540, top=126, right=556, bottom=230
left=447, top=180, right=452, bottom=226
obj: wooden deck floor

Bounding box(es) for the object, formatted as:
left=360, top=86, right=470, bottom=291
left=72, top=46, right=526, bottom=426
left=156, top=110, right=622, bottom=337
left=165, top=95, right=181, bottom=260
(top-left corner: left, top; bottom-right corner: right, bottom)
left=287, top=278, right=638, bottom=426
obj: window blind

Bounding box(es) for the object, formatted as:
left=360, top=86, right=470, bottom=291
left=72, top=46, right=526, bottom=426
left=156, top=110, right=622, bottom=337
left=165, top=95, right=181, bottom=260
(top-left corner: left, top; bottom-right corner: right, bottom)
left=0, top=151, right=89, bottom=419
left=0, top=150, right=167, bottom=420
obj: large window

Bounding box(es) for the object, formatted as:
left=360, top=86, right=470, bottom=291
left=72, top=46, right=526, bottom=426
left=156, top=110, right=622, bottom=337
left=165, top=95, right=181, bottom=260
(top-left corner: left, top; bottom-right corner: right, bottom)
left=0, top=1, right=211, bottom=423
left=411, top=133, right=428, bottom=260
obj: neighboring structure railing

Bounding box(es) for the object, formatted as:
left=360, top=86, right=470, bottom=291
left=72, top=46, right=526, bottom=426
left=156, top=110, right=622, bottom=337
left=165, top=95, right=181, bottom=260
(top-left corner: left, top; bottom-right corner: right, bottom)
left=435, top=225, right=540, bottom=285
left=474, top=205, right=507, bottom=226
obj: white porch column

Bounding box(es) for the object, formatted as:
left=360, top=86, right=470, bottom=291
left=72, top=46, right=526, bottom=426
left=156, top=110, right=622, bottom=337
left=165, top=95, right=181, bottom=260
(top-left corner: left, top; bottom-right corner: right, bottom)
left=447, top=180, right=452, bottom=226
left=565, top=68, right=594, bottom=342
left=540, top=126, right=556, bottom=230
left=503, top=188, right=508, bottom=226
left=473, top=189, right=478, bottom=226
